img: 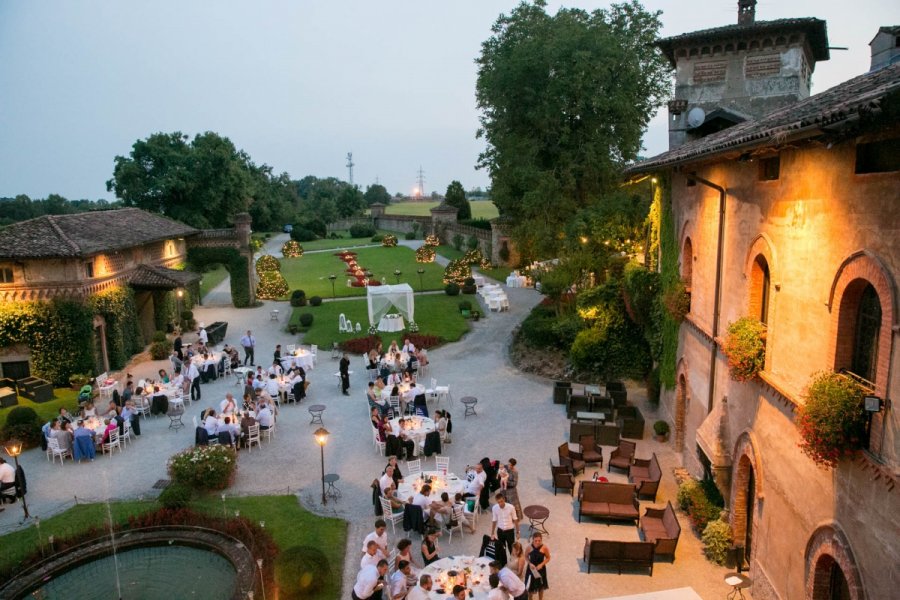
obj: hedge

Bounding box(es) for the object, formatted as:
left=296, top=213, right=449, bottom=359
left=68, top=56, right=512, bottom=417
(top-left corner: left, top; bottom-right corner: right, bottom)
left=187, top=247, right=251, bottom=308
left=89, top=287, right=143, bottom=370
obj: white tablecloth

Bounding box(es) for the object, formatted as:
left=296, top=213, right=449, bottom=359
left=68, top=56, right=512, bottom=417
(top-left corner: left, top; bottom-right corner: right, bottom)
left=389, top=416, right=434, bottom=451
left=479, top=284, right=501, bottom=299
left=396, top=471, right=464, bottom=502
left=473, top=274, right=486, bottom=287
left=506, top=274, right=528, bottom=288
left=378, top=314, right=405, bottom=332
left=281, top=350, right=314, bottom=371
left=421, top=556, right=493, bottom=599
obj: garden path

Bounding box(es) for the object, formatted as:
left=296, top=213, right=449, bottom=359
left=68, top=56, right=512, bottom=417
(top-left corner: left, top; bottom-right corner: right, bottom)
left=1, top=234, right=743, bottom=598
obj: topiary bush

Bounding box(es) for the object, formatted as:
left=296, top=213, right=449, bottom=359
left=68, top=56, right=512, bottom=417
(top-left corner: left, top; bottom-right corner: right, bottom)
left=797, top=371, right=868, bottom=467
left=168, top=445, right=237, bottom=491
left=702, top=519, right=733, bottom=565
left=151, top=330, right=168, bottom=343
left=290, top=290, right=307, bottom=307
left=424, top=234, right=440, bottom=247
left=257, top=271, right=289, bottom=300
left=349, top=223, right=376, bottom=238
left=158, top=482, right=194, bottom=509
left=405, top=231, right=417, bottom=240
left=299, top=313, right=314, bottom=327
left=281, top=240, right=303, bottom=258
left=276, top=545, right=331, bottom=598
left=461, top=276, right=477, bottom=295
left=309, top=295, right=323, bottom=307
left=1, top=406, right=43, bottom=449
left=415, top=245, right=436, bottom=263
left=444, top=282, right=460, bottom=296
left=180, top=310, right=195, bottom=330
left=150, top=340, right=170, bottom=360
left=452, top=233, right=464, bottom=251
left=255, top=254, right=281, bottom=275
left=289, top=226, right=317, bottom=242
left=381, top=234, right=398, bottom=247
left=458, top=300, right=472, bottom=312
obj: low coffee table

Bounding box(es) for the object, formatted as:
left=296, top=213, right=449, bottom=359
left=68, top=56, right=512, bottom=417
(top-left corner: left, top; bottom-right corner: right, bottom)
left=523, top=504, right=550, bottom=536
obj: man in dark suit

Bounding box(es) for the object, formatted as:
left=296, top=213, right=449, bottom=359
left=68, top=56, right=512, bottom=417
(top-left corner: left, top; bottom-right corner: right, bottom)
left=340, top=353, right=351, bottom=396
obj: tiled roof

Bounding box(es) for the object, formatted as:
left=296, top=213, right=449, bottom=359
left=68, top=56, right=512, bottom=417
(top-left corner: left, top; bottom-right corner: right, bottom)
left=627, top=63, right=900, bottom=173
left=657, top=18, right=829, bottom=66
left=0, top=208, right=197, bottom=259
left=129, top=265, right=201, bottom=289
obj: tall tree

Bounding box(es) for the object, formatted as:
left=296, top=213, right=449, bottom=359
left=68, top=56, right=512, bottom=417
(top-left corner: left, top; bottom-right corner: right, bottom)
left=363, top=183, right=392, bottom=206
left=475, top=0, right=669, bottom=257
left=444, top=180, right=472, bottom=220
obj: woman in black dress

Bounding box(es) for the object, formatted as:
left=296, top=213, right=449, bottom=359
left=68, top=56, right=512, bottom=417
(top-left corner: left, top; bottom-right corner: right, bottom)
left=421, top=529, right=440, bottom=566
left=524, top=533, right=550, bottom=599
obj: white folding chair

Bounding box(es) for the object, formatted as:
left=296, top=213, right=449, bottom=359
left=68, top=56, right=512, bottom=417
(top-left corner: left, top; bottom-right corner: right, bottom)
left=102, top=430, right=121, bottom=456
left=373, top=428, right=386, bottom=455
left=425, top=378, right=438, bottom=403
left=406, top=459, right=422, bottom=479
left=286, top=344, right=296, bottom=354
left=310, top=345, right=318, bottom=365
left=48, top=438, right=71, bottom=465
left=121, top=420, right=133, bottom=448
left=435, top=456, right=450, bottom=475
left=436, top=384, right=452, bottom=406
left=388, top=396, right=401, bottom=419
left=380, top=497, right=404, bottom=535
left=247, top=424, right=261, bottom=452
left=261, top=422, right=275, bottom=443
left=447, top=505, right=466, bottom=543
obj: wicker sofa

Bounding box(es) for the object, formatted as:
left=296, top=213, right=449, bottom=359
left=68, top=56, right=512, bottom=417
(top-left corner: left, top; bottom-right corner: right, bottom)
left=629, top=453, right=662, bottom=500
left=577, top=481, right=640, bottom=523
left=616, top=405, right=645, bottom=439
left=583, top=539, right=655, bottom=575
left=639, top=501, right=681, bottom=559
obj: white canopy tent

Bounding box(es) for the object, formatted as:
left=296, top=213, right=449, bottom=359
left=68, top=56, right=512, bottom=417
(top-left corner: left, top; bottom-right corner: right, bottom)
left=367, top=283, right=415, bottom=326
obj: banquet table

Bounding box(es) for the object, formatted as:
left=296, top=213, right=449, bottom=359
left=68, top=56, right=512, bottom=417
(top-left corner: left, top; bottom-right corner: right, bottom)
left=472, top=274, right=486, bottom=287
left=479, top=284, right=501, bottom=299
left=420, top=556, right=493, bottom=599
left=396, top=470, right=464, bottom=502
left=389, top=416, right=434, bottom=455
left=378, top=313, right=405, bottom=332
left=506, top=274, right=528, bottom=288
left=280, top=349, right=315, bottom=372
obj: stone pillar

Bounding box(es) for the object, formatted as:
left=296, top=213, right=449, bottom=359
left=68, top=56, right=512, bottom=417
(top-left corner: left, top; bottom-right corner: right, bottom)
left=233, top=212, right=256, bottom=305
left=490, top=216, right=518, bottom=266
left=370, top=203, right=386, bottom=218
left=429, top=202, right=458, bottom=244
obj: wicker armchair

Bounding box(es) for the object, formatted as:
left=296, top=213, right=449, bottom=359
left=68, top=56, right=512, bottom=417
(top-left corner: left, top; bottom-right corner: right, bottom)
left=558, top=442, right=586, bottom=475
left=579, top=435, right=604, bottom=466
left=608, top=439, right=636, bottom=473
left=616, top=405, right=645, bottom=440
left=550, top=461, right=576, bottom=496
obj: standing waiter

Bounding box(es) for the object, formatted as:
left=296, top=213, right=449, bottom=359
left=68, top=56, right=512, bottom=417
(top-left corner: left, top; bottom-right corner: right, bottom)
left=339, top=352, right=351, bottom=396
left=241, top=330, right=256, bottom=366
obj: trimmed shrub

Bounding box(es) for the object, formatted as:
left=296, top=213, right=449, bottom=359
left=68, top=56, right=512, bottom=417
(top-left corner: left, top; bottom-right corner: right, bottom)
left=451, top=233, right=464, bottom=251
left=443, top=258, right=471, bottom=285
left=5, top=406, right=39, bottom=428
left=1, top=406, right=42, bottom=448
left=255, top=254, right=281, bottom=275
left=677, top=478, right=724, bottom=531
left=405, top=231, right=417, bottom=240
left=466, top=235, right=479, bottom=250
left=289, top=226, right=317, bottom=242
left=371, top=235, right=384, bottom=242
left=276, top=546, right=331, bottom=598
left=158, top=482, right=194, bottom=509
left=309, top=295, right=323, bottom=307
left=257, top=271, right=289, bottom=300
left=444, top=282, right=460, bottom=296
left=168, top=445, right=237, bottom=491
left=382, top=234, right=398, bottom=247
left=150, top=341, right=170, bottom=360
left=702, top=519, right=733, bottom=565
left=180, top=310, right=195, bottom=330
left=298, top=313, right=314, bottom=327
left=151, top=330, right=168, bottom=343
left=282, top=240, right=303, bottom=258
left=461, top=276, right=477, bottom=295
left=415, top=246, right=436, bottom=263
left=290, top=290, right=307, bottom=307
left=349, top=223, right=376, bottom=238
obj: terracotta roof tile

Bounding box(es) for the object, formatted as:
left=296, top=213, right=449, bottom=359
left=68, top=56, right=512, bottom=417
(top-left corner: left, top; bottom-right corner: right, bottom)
left=0, top=208, right=197, bottom=259
left=129, top=264, right=201, bottom=289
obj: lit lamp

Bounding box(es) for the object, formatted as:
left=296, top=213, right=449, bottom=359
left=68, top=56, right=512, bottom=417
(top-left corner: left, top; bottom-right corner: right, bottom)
left=175, top=288, right=184, bottom=330
left=417, top=268, right=425, bottom=291
left=394, top=269, right=402, bottom=284
left=328, top=274, right=337, bottom=299
left=314, top=427, right=329, bottom=505
left=3, top=438, right=29, bottom=520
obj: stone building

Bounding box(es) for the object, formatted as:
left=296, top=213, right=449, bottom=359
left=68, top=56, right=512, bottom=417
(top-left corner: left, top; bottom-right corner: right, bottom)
left=0, top=208, right=253, bottom=378
left=628, top=4, right=900, bottom=600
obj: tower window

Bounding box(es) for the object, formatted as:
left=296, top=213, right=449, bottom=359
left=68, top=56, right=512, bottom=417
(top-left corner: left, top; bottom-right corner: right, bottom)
left=0, top=267, right=13, bottom=283
left=758, top=156, right=780, bottom=181
left=851, top=284, right=881, bottom=384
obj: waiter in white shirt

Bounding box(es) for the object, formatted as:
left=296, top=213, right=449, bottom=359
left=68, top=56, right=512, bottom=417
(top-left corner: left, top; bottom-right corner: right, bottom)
left=352, top=560, right=389, bottom=600
left=490, top=492, right=519, bottom=556
left=489, top=560, right=527, bottom=600
left=198, top=326, right=208, bottom=346
left=405, top=574, right=433, bottom=600
left=240, top=330, right=256, bottom=366
left=187, top=359, right=201, bottom=402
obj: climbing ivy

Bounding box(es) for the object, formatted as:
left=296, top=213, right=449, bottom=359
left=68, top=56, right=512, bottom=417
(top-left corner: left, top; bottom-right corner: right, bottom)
left=187, top=247, right=252, bottom=308
left=654, top=174, right=680, bottom=389
left=89, top=287, right=143, bottom=370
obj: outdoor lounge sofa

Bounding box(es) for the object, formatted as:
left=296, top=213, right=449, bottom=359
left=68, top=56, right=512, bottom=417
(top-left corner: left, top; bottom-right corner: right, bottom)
left=0, top=378, right=17, bottom=408
left=583, top=538, right=654, bottom=575
left=577, top=481, right=639, bottom=523
left=616, top=405, right=645, bottom=439
left=16, top=376, right=53, bottom=403
left=639, top=501, right=681, bottom=559
left=629, top=453, right=662, bottom=500
left=608, top=439, right=636, bottom=473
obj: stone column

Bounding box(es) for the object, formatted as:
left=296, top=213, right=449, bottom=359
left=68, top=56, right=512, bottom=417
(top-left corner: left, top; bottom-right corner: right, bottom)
left=233, top=212, right=256, bottom=305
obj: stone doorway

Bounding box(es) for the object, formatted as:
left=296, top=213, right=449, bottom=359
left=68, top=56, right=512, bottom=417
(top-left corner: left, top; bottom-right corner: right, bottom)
left=675, top=373, right=688, bottom=451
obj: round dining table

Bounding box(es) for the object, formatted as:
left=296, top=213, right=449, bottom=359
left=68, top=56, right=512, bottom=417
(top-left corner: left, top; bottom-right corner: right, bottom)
left=396, top=471, right=465, bottom=502
left=389, top=416, right=434, bottom=454
left=420, top=556, right=493, bottom=599
left=280, top=349, right=314, bottom=371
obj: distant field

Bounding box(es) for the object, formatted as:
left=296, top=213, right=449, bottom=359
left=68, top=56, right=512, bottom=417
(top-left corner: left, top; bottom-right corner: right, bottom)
left=382, top=201, right=498, bottom=220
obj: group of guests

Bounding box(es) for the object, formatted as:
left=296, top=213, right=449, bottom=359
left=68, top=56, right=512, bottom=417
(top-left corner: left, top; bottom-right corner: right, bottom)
left=42, top=395, right=143, bottom=462
left=197, top=392, right=275, bottom=447
left=365, top=338, right=429, bottom=384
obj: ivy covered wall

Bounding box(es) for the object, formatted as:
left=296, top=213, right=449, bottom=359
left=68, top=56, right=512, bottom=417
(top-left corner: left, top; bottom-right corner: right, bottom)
left=187, top=247, right=251, bottom=307
left=0, top=299, right=95, bottom=385
left=89, top=287, right=143, bottom=371
left=654, top=174, right=680, bottom=390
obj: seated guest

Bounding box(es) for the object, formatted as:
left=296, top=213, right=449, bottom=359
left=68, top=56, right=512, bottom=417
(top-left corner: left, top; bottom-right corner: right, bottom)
left=239, top=410, right=257, bottom=446
left=396, top=540, right=422, bottom=588
left=388, top=340, right=400, bottom=355
left=369, top=387, right=388, bottom=418
left=366, top=349, right=379, bottom=371
left=265, top=373, right=281, bottom=399
left=203, top=409, right=219, bottom=437
left=360, top=540, right=386, bottom=569
left=82, top=401, right=96, bottom=418
left=244, top=374, right=256, bottom=399
left=372, top=408, right=389, bottom=442
left=121, top=381, right=134, bottom=405
left=390, top=560, right=412, bottom=600
left=0, top=456, right=18, bottom=496
left=170, top=350, right=183, bottom=373
left=255, top=365, right=266, bottom=381
left=375, top=377, right=386, bottom=394
left=105, top=401, right=119, bottom=419
left=380, top=465, right=397, bottom=494
left=431, top=492, right=454, bottom=526
left=392, top=419, right=416, bottom=459
left=453, top=493, right=477, bottom=532
left=420, top=529, right=440, bottom=566
left=171, top=369, right=185, bottom=392
left=242, top=393, right=255, bottom=412
left=100, top=418, right=118, bottom=444
left=386, top=371, right=402, bottom=387
left=385, top=456, right=404, bottom=485
left=121, top=400, right=140, bottom=436
left=225, top=416, right=241, bottom=439
left=267, top=360, right=283, bottom=377
left=54, top=421, right=74, bottom=453
left=290, top=368, right=306, bottom=401
left=220, top=393, right=237, bottom=415
left=415, top=347, right=428, bottom=367
left=412, top=484, right=434, bottom=521
left=252, top=373, right=266, bottom=391
left=227, top=345, right=241, bottom=368
left=256, top=402, right=274, bottom=430
left=58, top=407, right=75, bottom=425
left=401, top=338, right=416, bottom=354
left=158, top=369, right=170, bottom=384
left=383, top=484, right=407, bottom=514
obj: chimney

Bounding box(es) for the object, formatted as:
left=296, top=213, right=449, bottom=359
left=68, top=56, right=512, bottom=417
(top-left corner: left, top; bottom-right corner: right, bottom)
left=738, top=0, right=757, bottom=25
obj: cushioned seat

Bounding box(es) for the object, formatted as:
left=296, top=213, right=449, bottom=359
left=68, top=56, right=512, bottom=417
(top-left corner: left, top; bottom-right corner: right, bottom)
left=608, top=503, right=640, bottom=519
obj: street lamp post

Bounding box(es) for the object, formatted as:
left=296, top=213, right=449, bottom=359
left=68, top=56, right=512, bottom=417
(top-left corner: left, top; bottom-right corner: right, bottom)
left=394, top=269, right=402, bottom=284
left=313, top=428, right=329, bottom=505
left=3, top=439, right=29, bottom=521
left=328, top=274, right=337, bottom=299
left=417, top=268, right=425, bottom=291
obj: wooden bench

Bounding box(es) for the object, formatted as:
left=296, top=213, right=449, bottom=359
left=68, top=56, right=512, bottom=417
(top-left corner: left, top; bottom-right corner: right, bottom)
left=640, top=501, right=681, bottom=559
left=578, top=481, right=639, bottom=524
left=583, top=539, right=654, bottom=575
left=629, top=452, right=662, bottom=500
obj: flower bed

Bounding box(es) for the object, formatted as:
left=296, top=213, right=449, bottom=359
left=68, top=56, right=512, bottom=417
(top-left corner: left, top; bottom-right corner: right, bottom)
left=339, top=332, right=442, bottom=353
left=168, top=445, right=237, bottom=491
left=797, top=371, right=868, bottom=467
left=424, top=234, right=440, bottom=247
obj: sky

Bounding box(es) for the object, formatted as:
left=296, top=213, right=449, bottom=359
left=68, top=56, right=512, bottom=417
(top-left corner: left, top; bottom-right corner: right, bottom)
left=1, top=0, right=897, bottom=201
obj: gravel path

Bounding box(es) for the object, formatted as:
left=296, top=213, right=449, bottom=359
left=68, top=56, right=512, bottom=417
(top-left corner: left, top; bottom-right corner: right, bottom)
left=0, top=235, right=743, bottom=599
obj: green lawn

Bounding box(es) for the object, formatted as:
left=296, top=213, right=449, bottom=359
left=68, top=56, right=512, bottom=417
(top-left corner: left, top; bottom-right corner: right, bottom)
left=199, top=264, right=229, bottom=299
left=279, top=246, right=448, bottom=299
left=299, top=230, right=393, bottom=252
left=290, top=294, right=472, bottom=349
left=0, top=388, right=79, bottom=429
left=380, top=200, right=498, bottom=220
left=0, top=495, right=346, bottom=600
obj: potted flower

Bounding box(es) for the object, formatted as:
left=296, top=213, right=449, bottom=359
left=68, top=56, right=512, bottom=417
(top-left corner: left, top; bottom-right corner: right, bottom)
left=797, top=371, right=868, bottom=467
left=721, top=316, right=766, bottom=381
left=653, top=420, right=670, bottom=442
left=458, top=300, right=472, bottom=317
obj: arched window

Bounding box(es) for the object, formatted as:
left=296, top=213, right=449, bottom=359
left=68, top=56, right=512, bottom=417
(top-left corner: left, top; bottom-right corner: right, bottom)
left=851, top=284, right=881, bottom=383
left=682, top=237, right=693, bottom=313
left=749, top=255, right=771, bottom=325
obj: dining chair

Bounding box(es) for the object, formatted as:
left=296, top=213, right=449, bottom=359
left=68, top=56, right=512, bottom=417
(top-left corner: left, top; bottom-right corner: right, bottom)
left=373, top=428, right=386, bottom=455
left=406, top=459, right=422, bottom=479
left=247, top=424, right=261, bottom=452
left=435, top=456, right=450, bottom=475
left=380, top=497, right=404, bottom=534
left=447, top=505, right=466, bottom=543
left=48, top=438, right=71, bottom=465
left=102, top=430, right=122, bottom=456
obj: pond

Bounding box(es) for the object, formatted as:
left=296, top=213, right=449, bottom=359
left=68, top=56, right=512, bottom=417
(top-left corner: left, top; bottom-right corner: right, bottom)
left=25, top=544, right=237, bottom=600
